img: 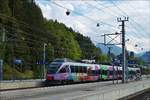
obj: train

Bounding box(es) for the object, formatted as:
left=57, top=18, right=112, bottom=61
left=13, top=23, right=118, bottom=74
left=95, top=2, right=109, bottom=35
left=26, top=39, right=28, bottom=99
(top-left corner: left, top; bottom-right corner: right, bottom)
left=45, top=58, right=141, bottom=84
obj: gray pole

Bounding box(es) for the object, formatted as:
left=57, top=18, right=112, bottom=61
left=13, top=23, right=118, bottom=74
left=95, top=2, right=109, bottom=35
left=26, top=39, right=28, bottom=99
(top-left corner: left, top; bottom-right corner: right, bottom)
left=0, top=27, right=5, bottom=81
left=113, top=64, right=115, bottom=84
left=117, top=17, right=129, bottom=83
left=0, top=60, right=3, bottom=81
left=117, top=65, right=118, bottom=84
left=2, top=28, right=6, bottom=42
left=122, top=20, right=126, bottom=83
left=43, top=43, right=47, bottom=79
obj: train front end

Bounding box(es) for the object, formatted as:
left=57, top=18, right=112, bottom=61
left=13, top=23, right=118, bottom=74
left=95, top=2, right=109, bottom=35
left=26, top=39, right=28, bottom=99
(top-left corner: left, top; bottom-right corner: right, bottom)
left=45, top=62, right=62, bottom=84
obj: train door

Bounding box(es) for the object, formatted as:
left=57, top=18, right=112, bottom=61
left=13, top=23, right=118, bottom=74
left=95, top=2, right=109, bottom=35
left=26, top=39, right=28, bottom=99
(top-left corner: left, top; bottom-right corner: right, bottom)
left=101, top=65, right=108, bottom=80
left=79, top=66, right=84, bottom=81
left=109, top=69, right=113, bottom=80
left=83, top=66, right=87, bottom=81
left=70, top=65, right=76, bottom=82
left=87, top=66, right=92, bottom=81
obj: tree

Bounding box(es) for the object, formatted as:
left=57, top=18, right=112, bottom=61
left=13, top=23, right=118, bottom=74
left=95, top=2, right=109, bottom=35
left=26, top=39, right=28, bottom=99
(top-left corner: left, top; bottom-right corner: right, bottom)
left=0, top=0, right=11, bottom=15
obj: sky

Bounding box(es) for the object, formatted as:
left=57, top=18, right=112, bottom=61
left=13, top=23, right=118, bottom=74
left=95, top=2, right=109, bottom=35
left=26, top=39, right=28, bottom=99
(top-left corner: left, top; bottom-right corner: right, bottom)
left=35, top=0, right=150, bottom=53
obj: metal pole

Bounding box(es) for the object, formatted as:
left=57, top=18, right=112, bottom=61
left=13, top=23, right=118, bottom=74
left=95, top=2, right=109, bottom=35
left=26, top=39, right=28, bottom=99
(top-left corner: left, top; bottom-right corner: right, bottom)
left=122, top=20, right=126, bottom=83
left=12, top=48, right=15, bottom=81
left=126, top=58, right=128, bottom=83
left=0, top=60, right=3, bottom=81
left=113, top=64, right=114, bottom=84
left=0, top=27, right=5, bottom=81
left=117, top=17, right=128, bottom=83
left=43, top=43, right=46, bottom=79
left=117, top=65, right=118, bottom=84
left=2, top=28, right=5, bottom=42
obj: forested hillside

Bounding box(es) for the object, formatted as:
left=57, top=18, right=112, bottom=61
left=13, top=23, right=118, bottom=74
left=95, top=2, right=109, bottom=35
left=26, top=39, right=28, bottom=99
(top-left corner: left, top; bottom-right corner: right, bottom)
left=0, top=0, right=110, bottom=79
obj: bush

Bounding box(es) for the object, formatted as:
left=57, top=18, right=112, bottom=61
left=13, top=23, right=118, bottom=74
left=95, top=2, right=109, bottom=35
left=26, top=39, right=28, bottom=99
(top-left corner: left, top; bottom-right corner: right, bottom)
left=3, top=64, right=13, bottom=80
left=3, top=64, right=34, bottom=80
left=23, top=70, right=34, bottom=79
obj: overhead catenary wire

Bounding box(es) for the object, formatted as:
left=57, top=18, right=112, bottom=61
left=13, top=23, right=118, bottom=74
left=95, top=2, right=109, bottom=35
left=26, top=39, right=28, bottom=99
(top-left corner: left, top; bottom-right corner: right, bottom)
left=83, top=1, right=119, bottom=31
left=95, top=1, right=148, bottom=40
left=0, top=23, right=48, bottom=43
left=1, top=0, right=148, bottom=52
left=52, top=1, right=118, bottom=30
left=82, top=0, right=148, bottom=47
left=86, top=0, right=148, bottom=50
left=110, top=1, right=149, bottom=37
left=95, top=0, right=148, bottom=50
left=94, top=1, right=148, bottom=37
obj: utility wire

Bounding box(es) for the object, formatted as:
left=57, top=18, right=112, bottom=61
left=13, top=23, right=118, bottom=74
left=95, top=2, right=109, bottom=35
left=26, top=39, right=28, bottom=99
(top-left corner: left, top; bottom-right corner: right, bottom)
left=95, top=1, right=148, bottom=40
left=83, top=1, right=119, bottom=32
left=52, top=1, right=117, bottom=29
left=95, top=0, right=148, bottom=48
left=0, top=23, right=48, bottom=43
left=111, top=1, right=149, bottom=37
left=0, top=13, right=51, bottom=37
left=94, top=1, right=148, bottom=38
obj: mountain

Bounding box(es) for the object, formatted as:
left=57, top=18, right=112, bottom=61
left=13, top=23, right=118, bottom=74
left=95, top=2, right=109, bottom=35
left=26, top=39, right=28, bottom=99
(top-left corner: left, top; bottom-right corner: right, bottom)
left=140, top=51, right=150, bottom=63
left=135, top=52, right=146, bottom=57
left=96, top=43, right=122, bottom=55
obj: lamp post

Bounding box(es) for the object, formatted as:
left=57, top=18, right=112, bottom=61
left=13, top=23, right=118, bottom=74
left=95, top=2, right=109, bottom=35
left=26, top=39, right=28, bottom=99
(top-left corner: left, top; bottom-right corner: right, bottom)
left=43, top=43, right=47, bottom=79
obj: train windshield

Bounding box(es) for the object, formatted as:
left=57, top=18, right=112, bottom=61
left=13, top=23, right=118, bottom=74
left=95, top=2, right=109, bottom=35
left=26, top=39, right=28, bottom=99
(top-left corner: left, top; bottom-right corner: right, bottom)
left=47, top=64, right=61, bottom=74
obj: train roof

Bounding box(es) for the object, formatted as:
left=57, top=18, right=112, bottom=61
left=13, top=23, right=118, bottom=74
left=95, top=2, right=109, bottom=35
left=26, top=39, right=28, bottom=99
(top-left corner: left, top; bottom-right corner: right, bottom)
left=53, top=58, right=73, bottom=62
left=128, top=67, right=140, bottom=71
left=50, top=61, right=101, bottom=70
left=62, top=61, right=99, bottom=66
left=50, top=60, right=140, bottom=71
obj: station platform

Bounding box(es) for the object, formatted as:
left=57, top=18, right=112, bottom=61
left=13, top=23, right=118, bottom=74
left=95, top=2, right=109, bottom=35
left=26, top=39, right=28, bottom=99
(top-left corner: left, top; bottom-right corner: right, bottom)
left=0, top=79, right=150, bottom=100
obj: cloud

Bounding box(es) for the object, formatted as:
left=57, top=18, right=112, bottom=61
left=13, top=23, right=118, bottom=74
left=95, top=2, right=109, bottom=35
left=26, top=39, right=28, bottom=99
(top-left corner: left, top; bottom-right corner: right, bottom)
left=35, top=0, right=150, bottom=53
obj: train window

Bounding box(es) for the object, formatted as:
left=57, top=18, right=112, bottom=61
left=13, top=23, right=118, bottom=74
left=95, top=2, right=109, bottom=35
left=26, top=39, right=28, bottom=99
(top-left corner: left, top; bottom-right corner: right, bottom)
left=92, top=70, right=98, bottom=76
left=96, top=70, right=98, bottom=75
left=65, top=66, right=70, bottom=72
left=102, top=70, right=107, bottom=75
left=87, top=67, right=92, bottom=75
left=92, top=70, right=95, bottom=75
left=83, top=67, right=87, bottom=73
left=133, top=71, right=136, bottom=75
left=48, top=64, right=61, bottom=74
left=59, top=65, right=69, bottom=73
left=98, top=70, right=101, bottom=74
left=70, top=65, right=75, bottom=73
left=136, top=70, right=140, bottom=73
left=118, top=70, right=122, bottom=75
left=115, top=71, right=117, bottom=75
left=109, top=71, right=113, bottom=75
left=79, top=66, right=83, bottom=73
left=130, top=71, right=132, bottom=75
left=129, top=71, right=132, bottom=74
left=78, top=66, right=80, bottom=73
left=59, top=68, right=66, bottom=73
left=75, top=66, right=78, bottom=73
